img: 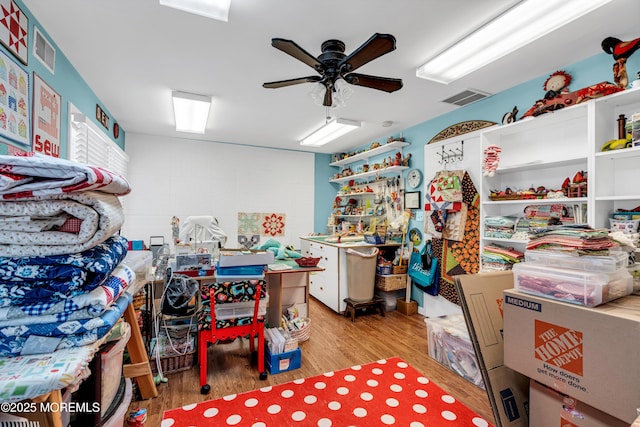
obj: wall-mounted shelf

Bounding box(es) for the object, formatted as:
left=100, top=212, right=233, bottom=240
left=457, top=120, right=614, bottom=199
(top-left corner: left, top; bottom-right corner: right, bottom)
left=330, top=140, right=409, bottom=167
left=330, top=165, right=408, bottom=184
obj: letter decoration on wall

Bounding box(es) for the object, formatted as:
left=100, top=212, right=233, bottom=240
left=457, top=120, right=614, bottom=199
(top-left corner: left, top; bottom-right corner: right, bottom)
left=32, top=73, right=61, bottom=157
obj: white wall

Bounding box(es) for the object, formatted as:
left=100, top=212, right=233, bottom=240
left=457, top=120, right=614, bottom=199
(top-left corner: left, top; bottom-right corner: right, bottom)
left=121, top=133, right=315, bottom=249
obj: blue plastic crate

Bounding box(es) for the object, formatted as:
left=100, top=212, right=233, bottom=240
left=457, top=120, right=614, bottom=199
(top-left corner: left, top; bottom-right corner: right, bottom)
left=265, top=347, right=301, bottom=374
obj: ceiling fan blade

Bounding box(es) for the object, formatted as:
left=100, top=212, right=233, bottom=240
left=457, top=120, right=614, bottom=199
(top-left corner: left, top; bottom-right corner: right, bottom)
left=338, top=33, right=397, bottom=73
left=263, top=76, right=322, bottom=89
left=323, top=88, right=333, bottom=107
left=344, top=73, right=403, bottom=93
left=271, top=38, right=325, bottom=72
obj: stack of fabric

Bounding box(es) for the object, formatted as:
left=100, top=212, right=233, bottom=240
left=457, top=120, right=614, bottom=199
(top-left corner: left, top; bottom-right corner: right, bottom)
left=526, top=225, right=617, bottom=255
left=481, top=244, right=524, bottom=271
left=483, top=216, right=518, bottom=239
left=0, top=152, right=132, bottom=357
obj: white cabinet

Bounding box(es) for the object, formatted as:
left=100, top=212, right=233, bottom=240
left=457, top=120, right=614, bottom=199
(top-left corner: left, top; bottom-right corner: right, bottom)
left=477, top=86, right=640, bottom=257
left=300, top=238, right=348, bottom=313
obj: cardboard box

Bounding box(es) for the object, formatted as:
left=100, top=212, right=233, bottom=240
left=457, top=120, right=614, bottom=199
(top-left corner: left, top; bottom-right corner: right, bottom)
left=455, top=271, right=530, bottom=427
left=486, top=365, right=530, bottom=427
left=396, top=298, right=418, bottom=315
left=504, top=289, right=640, bottom=423
left=529, top=380, right=627, bottom=427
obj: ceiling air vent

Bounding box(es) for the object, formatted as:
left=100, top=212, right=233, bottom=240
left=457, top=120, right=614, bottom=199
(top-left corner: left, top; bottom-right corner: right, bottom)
left=442, top=89, right=490, bottom=106
left=33, top=27, right=56, bottom=74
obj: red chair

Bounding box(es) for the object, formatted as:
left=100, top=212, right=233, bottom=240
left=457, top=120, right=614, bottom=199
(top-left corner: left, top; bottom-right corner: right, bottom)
left=198, top=280, right=267, bottom=394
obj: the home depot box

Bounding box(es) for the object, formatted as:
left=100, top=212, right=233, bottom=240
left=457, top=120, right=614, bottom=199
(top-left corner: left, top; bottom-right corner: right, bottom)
left=529, top=379, right=627, bottom=427
left=504, top=289, right=640, bottom=424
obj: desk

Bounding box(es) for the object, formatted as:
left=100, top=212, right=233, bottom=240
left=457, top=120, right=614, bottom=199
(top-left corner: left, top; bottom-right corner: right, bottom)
left=265, top=261, right=323, bottom=327
left=181, top=262, right=323, bottom=327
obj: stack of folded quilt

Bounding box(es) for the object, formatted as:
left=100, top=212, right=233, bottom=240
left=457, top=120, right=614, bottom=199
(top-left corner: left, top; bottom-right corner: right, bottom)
left=0, top=152, right=133, bottom=356
left=481, top=244, right=524, bottom=271
left=526, top=225, right=617, bottom=255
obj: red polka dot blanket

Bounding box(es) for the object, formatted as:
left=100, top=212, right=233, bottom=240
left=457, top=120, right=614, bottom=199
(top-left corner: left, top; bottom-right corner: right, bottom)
left=162, top=356, right=494, bottom=427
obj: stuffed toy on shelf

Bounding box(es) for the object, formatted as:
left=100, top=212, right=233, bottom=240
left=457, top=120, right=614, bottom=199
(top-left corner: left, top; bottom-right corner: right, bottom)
left=482, top=145, right=501, bottom=177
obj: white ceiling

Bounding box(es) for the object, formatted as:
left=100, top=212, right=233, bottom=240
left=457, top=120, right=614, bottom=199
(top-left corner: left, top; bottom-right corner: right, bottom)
left=22, top=0, right=640, bottom=154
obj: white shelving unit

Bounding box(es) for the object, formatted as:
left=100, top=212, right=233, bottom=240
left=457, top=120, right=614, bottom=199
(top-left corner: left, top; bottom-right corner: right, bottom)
left=478, top=86, right=640, bottom=254
left=329, top=140, right=409, bottom=234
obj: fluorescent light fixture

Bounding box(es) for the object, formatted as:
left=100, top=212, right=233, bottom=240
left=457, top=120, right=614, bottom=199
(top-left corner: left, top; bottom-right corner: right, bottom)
left=160, top=0, right=231, bottom=22
left=300, top=118, right=361, bottom=146
left=416, top=0, right=612, bottom=84
left=172, top=91, right=211, bottom=134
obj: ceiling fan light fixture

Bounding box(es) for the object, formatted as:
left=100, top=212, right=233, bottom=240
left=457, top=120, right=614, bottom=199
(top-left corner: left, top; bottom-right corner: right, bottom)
left=159, top=0, right=231, bottom=22
left=300, top=118, right=361, bottom=147
left=172, top=91, right=211, bottom=134
left=416, top=0, right=612, bottom=84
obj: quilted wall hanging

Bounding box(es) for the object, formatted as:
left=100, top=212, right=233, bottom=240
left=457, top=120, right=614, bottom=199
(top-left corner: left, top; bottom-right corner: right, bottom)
left=0, top=0, right=28, bottom=65
left=237, top=212, right=286, bottom=248
left=426, top=171, right=480, bottom=305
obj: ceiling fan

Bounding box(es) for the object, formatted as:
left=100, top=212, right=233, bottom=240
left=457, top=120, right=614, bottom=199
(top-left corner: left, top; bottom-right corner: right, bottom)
left=263, top=33, right=403, bottom=107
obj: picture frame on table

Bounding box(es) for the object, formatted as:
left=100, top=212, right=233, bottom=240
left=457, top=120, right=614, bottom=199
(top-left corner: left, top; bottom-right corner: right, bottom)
left=404, top=191, right=421, bottom=210
left=32, top=73, right=61, bottom=157
left=0, top=49, right=30, bottom=150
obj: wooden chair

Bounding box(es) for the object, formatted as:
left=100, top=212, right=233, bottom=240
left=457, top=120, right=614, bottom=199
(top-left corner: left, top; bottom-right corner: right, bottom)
left=198, top=280, right=267, bottom=394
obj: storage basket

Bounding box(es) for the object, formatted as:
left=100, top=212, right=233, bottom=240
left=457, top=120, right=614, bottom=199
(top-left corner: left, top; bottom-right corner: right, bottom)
left=132, top=292, right=146, bottom=310
left=289, top=318, right=311, bottom=342
left=393, top=265, right=408, bottom=274
left=375, top=274, right=407, bottom=291
left=151, top=350, right=196, bottom=375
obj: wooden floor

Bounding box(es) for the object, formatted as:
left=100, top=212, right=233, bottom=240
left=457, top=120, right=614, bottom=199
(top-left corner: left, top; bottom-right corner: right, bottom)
left=130, top=296, right=495, bottom=426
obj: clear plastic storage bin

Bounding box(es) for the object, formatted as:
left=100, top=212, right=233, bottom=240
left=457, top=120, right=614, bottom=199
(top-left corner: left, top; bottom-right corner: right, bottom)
left=513, top=262, right=633, bottom=307
left=524, top=250, right=628, bottom=273
left=215, top=294, right=269, bottom=320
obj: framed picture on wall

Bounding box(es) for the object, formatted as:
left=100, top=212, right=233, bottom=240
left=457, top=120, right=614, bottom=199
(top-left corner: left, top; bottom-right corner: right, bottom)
left=0, top=49, right=30, bottom=150
left=0, top=0, right=28, bottom=65
left=404, top=191, right=421, bottom=210
left=32, top=73, right=61, bottom=157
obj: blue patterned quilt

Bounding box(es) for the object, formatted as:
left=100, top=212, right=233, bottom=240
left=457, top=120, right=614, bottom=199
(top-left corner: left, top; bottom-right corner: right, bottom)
left=0, top=235, right=128, bottom=307
left=0, top=263, right=134, bottom=323
left=0, top=293, right=131, bottom=356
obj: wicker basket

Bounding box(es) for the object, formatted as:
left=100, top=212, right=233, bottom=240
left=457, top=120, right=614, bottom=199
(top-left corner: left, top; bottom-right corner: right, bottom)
left=152, top=350, right=196, bottom=375
left=375, top=273, right=407, bottom=291
left=132, top=292, right=146, bottom=310
left=393, top=265, right=408, bottom=274
left=289, top=318, right=311, bottom=343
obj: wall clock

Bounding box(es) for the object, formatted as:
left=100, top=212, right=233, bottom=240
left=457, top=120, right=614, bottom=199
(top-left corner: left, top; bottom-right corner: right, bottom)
left=407, top=168, right=423, bottom=189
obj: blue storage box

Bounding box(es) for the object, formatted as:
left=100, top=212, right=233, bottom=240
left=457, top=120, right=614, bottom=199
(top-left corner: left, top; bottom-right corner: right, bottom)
left=216, top=264, right=266, bottom=276
left=265, top=347, right=301, bottom=374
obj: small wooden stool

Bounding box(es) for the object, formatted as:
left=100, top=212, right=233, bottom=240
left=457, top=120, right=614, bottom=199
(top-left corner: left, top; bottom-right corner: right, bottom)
left=343, top=297, right=386, bottom=322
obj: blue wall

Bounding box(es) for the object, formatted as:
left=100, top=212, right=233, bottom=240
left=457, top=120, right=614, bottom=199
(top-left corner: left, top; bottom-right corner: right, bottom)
left=0, top=0, right=124, bottom=157
left=314, top=51, right=640, bottom=307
